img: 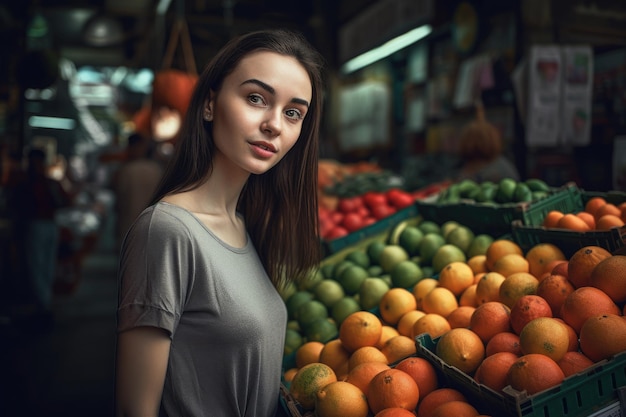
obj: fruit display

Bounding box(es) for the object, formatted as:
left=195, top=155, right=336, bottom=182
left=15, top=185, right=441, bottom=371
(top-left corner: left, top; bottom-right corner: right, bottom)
left=279, top=221, right=626, bottom=417
left=436, top=177, right=552, bottom=205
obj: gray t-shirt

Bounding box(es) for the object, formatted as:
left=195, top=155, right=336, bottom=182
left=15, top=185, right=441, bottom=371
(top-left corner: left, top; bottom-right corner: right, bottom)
left=117, top=202, right=287, bottom=417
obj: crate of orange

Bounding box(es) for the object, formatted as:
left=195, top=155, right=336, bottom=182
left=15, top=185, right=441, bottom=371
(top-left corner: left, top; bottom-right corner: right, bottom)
left=415, top=332, right=626, bottom=417
left=512, top=189, right=626, bottom=258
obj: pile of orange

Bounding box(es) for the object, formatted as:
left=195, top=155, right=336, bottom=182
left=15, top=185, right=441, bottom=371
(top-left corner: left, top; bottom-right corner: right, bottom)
left=284, top=233, right=626, bottom=416
left=542, top=196, right=626, bottom=231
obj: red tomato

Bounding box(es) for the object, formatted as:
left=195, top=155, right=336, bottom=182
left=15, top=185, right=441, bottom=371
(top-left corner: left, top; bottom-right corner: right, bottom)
left=370, top=204, right=396, bottom=220
left=325, top=225, right=348, bottom=240
left=356, top=206, right=370, bottom=218
left=329, top=211, right=344, bottom=225
left=362, top=191, right=387, bottom=209
left=341, top=212, right=364, bottom=232
left=386, top=189, right=414, bottom=209
left=337, top=196, right=364, bottom=213
left=361, top=216, right=377, bottom=227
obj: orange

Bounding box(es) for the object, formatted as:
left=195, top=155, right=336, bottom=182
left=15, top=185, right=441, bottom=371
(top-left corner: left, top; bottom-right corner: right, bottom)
left=413, top=313, right=451, bottom=340
left=394, top=356, right=439, bottom=399
left=576, top=211, right=596, bottom=229
left=536, top=273, right=575, bottom=317
left=396, top=309, right=426, bottom=338
left=584, top=196, right=607, bottom=217
left=596, top=214, right=625, bottom=230
left=319, top=339, right=351, bottom=379
left=498, top=272, right=539, bottom=308
left=506, top=353, right=565, bottom=395
left=474, top=351, right=519, bottom=392
left=459, top=283, right=478, bottom=307
left=594, top=203, right=621, bottom=221
left=344, top=361, right=390, bottom=398
left=485, top=331, right=521, bottom=357
left=474, top=272, right=486, bottom=284
left=485, top=239, right=523, bottom=271
left=589, top=255, right=626, bottom=303
left=374, top=408, right=417, bottom=417
left=422, top=286, right=458, bottom=317
left=283, top=367, right=298, bottom=382
left=475, top=272, right=506, bottom=304
left=467, top=255, right=488, bottom=275
left=412, top=278, right=439, bottom=310
left=295, top=340, right=325, bottom=368
left=491, top=253, right=530, bottom=278
left=469, top=301, right=512, bottom=344
left=557, top=213, right=591, bottom=231
left=542, top=210, right=564, bottom=228
left=438, top=261, right=475, bottom=297
left=376, top=325, right=400, bottom=349
left=348, top=346, right=388, bottom=371
left=435, top=328, right=485, bottom=374
left=379, top=287, right=417, bottom=326
left=524, top=243, right=566, bottom=279
left=518, top=317, right=569, bottom=362
left=557, top=351, right=595, bottom=377
left=579, top=313, right=626, bottom=362
left=560, top=286, right=621, bottom=334
left=417, top=387, right=467, bottom=417
left=549, top=260, right=569, bottom=278
left=446, top=305, right=476, bottom=329
left=315, top=380, right=369, bottom=417
left=509, top=294, right=553, bottom=335
left=339, top=311, right=383, bottom=353
left=554, top=318, right=580, bottom=352
left=289, top=362, right=337, bottom=410
left=431, top=401, right=479, bottom=417
left=567, top=246, right=612, bottom=288
left=380, top=334, right=417, bottom=364
left=367, top=368, right=420, bottom=414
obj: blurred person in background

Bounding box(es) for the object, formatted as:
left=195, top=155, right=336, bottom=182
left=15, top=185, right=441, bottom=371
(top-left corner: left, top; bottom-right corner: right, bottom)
left=10, top=147, right=73, bottom=323
left=457, top=102, right=520, bottom=183
left=111, top=132, right=163, bottom=252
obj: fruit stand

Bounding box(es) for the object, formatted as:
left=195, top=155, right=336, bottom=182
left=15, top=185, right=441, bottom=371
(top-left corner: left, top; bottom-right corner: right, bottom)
left=279, top=173, right=626, bottom=417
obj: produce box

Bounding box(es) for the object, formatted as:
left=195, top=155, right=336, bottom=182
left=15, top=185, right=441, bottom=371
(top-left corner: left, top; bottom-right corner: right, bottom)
left=511, top=189, right=626, bottom=257
left=322, top=203, right=419, bottom=256
left=415, top=333, right=626, bottom=417
left=415, top=182, right=581, bottom=236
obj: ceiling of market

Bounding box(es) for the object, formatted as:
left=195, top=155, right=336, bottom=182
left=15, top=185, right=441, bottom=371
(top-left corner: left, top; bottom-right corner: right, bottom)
left=2, top=0, right=379, bottom=72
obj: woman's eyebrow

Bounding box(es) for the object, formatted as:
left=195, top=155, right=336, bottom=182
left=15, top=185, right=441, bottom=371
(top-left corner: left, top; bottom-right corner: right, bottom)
left=241, top=78, right=310, bottom=108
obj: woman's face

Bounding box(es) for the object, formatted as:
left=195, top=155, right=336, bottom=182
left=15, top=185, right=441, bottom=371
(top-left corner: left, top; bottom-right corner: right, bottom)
left=208, top=50, right=312, bottom=175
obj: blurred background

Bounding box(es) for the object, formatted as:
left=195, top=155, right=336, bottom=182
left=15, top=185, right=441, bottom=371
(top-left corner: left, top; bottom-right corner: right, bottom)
left=0, top=0, right=625, bottom=415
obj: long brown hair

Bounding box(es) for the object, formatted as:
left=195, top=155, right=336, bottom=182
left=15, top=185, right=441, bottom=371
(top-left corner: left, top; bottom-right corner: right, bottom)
left=150, top=29, right=325, bottom=288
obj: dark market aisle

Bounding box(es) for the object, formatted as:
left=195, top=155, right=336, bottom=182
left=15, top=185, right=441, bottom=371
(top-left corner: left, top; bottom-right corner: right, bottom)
left=2, top=214, right=119, bottom=417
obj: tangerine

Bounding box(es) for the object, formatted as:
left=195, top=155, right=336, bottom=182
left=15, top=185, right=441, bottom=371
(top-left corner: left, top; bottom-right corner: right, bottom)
left=431, top=401, right=479, bottom=417
left=438, top=261, right=475, bottom=297
left=416, top=388, right=467, bottom=417
left=567, top=246, right=612, bottom=288
left=536, top=273, right=575, bottom=317
left=469, top=301, right=512, bottom=344
left=594, top=203, right=621, bottom=221
left=518, top=317, right=569, bottom=362
left=557, top=351, right=595, bottom=377
left=498, top=272, right=539, bottom=308
left=412, top=278, right=438, bottom=310
left=506, top=353, right=565, bottom=395
left=459, top=284, right=478, bottom=307
left=524, top=243, right=566, bottom=278
left=467, top=255, right=488, bottom=275
left=589, top=255, right=626, bottom=303
left=576, top=211, right=596, bottom=230
left=380, top=335, right=418, bottom=364
left=543, top=210, right=564, bottom=228
left=509, top=294, right=553, bottom=335
left=379, top=287, right=417, bottom=326
left=485, top=331, right=521, bottom=357
left=422, top=286, right=458, bottom=317
left=474, top=351, right=519, bottom=392
left=579, top=313, right=626, bottom=362
left=394, top=355, right=439, bottom=399
left=436, top=328, right=485, bottom=374
left=446, top=306, right=476, bottom=329
left=289, top=362, right=338, bottom=410
left=376, top=325, right=401, bottom=349
left=485, top=239, right=523, bottom=271
left=412, top=313, right=451, bottom=339
left=596, top=214, right=625, bottom=230
left=475, top=272, right=506, bottom=304
left=315, top=381, right=369, bottom=417
left=319, top=339, right=351, bottom=379
left=367, top=368, right=420, bottom=414
left=339, top=311, right=384, bottom=353
left=557, top=213, right=591, bottom=231
left=491, top=253, right=530, bottom=278
left=560, top=286, right=621, bottom=333
left=348, top=346, right=388, bottom=371
left=584, top=196, right=607, bottom=217
left=295, top=341, right=325, bottom=368
left=396, top=309, right=426, bottom=338
left=344, top=361, right=390, bottom=398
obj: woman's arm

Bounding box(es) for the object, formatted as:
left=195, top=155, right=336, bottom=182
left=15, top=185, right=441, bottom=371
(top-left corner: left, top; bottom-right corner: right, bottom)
left=115, top=326, right=171, bottom=417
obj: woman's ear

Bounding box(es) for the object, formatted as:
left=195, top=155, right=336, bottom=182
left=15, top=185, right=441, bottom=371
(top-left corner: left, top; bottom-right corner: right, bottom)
left=203, top=99, right=214, bottom=122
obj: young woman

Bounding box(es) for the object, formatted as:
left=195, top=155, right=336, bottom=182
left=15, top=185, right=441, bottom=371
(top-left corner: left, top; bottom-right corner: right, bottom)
left=115, top=29, right=325, bottom=417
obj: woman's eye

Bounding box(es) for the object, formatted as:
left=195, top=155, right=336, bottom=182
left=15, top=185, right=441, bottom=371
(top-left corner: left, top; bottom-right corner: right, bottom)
left=285, top=109, right=303, bottom=120
left=248, top=94, right=265, bottom=105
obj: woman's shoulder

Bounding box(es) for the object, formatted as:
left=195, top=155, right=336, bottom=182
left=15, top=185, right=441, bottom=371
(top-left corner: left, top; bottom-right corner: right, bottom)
left=130, top=202, right=201, bottom=240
